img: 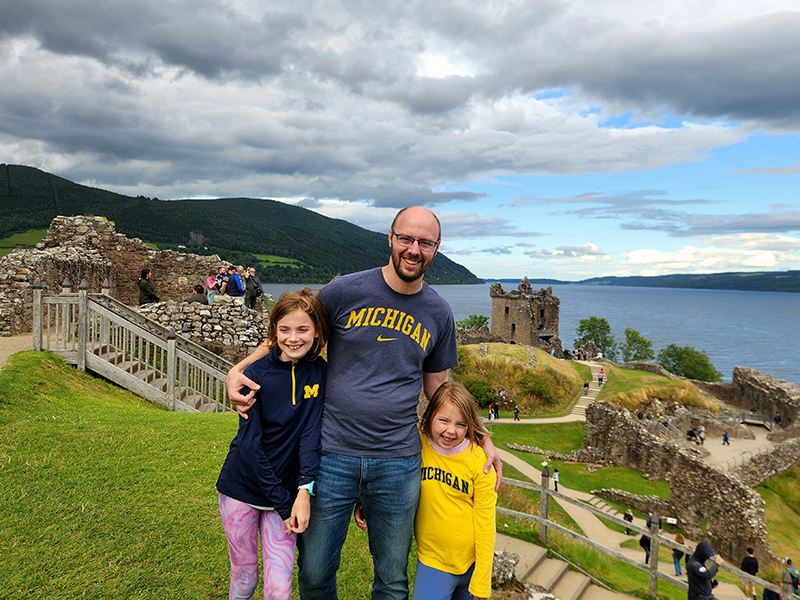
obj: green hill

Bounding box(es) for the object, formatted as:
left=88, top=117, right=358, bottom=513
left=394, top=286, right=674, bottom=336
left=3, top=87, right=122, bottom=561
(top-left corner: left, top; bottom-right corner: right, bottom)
left=0, top=164, right=482, bottom=284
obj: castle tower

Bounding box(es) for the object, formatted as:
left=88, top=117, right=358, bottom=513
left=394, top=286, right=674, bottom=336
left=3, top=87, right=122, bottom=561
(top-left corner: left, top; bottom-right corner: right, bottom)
left=489, top=277, right=562, bottom=352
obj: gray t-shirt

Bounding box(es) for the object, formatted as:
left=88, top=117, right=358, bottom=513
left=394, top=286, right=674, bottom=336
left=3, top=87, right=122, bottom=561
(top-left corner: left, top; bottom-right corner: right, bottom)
left=318, top=268, right=458, bottom=458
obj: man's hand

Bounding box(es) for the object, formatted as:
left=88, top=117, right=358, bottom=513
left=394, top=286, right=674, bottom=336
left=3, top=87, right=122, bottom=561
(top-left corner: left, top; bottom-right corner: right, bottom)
left=225, top=342, right=271, bottom=419
left=714, top=555, right=724, bottom=565
left=477, top=435, right=503, bottom=491
left=353, top=501, right=367, bottom=531
left=226, top=369, right=259, bottom=418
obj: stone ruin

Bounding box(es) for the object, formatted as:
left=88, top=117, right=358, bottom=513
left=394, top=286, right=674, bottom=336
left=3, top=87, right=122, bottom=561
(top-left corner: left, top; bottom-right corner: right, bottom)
left=582, top=402, right=772, bottom=562
left=489, top=278, right=562, bottom=354
left=0, top=215, right=268, bottom=361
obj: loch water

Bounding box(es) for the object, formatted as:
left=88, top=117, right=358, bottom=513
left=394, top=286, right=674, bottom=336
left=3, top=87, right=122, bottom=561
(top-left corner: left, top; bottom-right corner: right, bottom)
left=262, top=281, right=800, bottom=385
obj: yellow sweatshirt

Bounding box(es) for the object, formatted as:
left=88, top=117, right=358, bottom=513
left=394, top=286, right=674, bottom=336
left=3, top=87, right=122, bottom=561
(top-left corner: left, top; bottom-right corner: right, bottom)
left=415, top=432, right=497, bottom=598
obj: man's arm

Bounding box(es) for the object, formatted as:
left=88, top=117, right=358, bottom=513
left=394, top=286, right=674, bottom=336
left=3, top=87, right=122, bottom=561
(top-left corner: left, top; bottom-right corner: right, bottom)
left=226, top=341, right=270, bottom=418
left=422, top=370, right=447, bottom=401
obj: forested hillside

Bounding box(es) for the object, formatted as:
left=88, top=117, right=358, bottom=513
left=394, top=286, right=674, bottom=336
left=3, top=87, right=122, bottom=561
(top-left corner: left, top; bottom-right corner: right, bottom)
left=0, top=164, right=482, bottom=284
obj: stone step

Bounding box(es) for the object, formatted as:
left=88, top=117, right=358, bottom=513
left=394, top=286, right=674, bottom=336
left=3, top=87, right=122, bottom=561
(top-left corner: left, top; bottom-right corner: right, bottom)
left=495, top=533, right=547, bottom=581
left=552, top=569, right=592, bottom=600
left=526, top=557, right=568, bottom=592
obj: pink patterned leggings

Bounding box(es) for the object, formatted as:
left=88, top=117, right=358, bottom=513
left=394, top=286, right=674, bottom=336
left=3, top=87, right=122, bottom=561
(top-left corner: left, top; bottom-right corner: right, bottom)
left=219, top=494, right=297, bottom=600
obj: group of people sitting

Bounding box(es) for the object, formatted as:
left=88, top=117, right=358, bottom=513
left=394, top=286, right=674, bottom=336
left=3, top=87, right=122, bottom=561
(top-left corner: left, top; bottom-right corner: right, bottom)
left=137, top=265, right=264, bottom=309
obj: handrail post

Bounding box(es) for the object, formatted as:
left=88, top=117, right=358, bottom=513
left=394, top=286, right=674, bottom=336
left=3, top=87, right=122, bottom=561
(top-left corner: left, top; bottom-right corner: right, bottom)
left=77, top=280, right=89, bottom=372
left=540, top=463, right=551, bottom=544
left=33, top=280, right=43, bottom=351
left=648, top=512, right=661, bottom=597
left=167, top=329, right=177, bottom=411
left=100, top=279, right=110, bottom=357
left=61, top=277, right=71, bottom=347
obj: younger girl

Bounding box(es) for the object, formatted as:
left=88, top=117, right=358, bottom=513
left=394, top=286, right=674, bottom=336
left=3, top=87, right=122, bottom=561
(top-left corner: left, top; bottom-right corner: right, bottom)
left=216, top=288, right=329, bottom=600
left=415, top=382, right=497, bottom=600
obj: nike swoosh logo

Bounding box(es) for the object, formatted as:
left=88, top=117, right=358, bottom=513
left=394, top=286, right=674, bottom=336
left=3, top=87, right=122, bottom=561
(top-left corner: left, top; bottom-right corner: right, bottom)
left=377, top=335, right=398, bottom=341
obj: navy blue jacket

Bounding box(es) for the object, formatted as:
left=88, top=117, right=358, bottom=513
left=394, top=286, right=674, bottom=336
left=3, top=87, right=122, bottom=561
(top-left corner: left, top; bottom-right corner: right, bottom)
left=687, top=542, right=719, bottom=600
left=216, top=348, right=326, bottom=520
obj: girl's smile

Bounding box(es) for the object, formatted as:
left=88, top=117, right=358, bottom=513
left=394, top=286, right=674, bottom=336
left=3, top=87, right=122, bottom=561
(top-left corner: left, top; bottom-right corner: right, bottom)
left=276, top=309, right=317, bottom=362
left=430, top=401, right=468, bottom=450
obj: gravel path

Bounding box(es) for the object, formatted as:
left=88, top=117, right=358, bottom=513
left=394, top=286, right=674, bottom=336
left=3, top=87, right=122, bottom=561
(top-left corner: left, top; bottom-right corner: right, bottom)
left=0, top=333, right=33, bottom=372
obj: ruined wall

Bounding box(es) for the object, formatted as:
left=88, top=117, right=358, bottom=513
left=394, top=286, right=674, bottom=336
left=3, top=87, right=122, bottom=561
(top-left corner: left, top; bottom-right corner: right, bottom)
left=489, top=278, right=562, bottom=353
left=457, top=324, right=505, bottom=346
left=0, top=215, right=227, bottom=336
left=135, top=301, right=269, bottom=364
left=727, top=367, right=800, bottom=427
left=592, top=489, right=671, bottom=518
left=583, top=402, right=772, bottom=561
left=731, top=438, right=800, bottom=487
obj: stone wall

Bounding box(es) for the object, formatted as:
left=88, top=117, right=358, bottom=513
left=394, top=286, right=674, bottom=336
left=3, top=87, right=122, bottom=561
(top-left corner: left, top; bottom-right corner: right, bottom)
left=134, top=301, right=270, bottom=364
left=591, top=489, right=671, bottom=518
left=731, top=438, right=800, bottom=487
left=726, top=367, right=800, bottom=427
left=0, top=215, right=228, bottom=336
left=457, top=324, right=505, bottom=346
left=583, top=402, right=773, bottom=561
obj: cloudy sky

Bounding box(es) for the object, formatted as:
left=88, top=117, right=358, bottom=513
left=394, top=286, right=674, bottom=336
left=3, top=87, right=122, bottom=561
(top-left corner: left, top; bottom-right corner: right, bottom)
left=2, top=0, right=800, bottom=280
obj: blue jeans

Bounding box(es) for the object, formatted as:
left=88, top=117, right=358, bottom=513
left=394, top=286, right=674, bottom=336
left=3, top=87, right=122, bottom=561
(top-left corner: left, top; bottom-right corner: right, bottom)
left=297, top=451, right=422, bottom=600
left=673, top=555, right=682, bottom=576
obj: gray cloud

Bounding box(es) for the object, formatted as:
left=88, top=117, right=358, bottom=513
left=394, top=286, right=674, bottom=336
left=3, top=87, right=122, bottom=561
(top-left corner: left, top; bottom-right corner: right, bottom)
left=0, top=0, right=796, bottom=204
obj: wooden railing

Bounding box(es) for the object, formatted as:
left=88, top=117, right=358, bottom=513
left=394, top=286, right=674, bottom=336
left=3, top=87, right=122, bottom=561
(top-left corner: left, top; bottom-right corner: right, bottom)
left=501, top=472, right=789, bottom=599
left=32, top=279, right=234, bottom=413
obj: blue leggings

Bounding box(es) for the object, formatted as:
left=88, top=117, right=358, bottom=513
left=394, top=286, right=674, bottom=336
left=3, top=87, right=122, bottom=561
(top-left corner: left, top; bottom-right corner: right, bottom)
left=413, top=560, right=475, bottom=600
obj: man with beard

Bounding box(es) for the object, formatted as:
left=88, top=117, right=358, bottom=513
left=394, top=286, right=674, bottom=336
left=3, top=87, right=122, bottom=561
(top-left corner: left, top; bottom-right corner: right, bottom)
left=226, top=206, right=501, bottom=600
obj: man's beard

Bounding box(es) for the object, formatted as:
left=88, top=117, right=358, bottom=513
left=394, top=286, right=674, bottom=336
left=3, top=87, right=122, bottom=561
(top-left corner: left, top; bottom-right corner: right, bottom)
left=391, top=248, right=432, bottom=283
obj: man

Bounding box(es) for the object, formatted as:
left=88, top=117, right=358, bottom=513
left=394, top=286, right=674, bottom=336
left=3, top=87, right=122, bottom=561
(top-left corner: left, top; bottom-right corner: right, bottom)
left=226, top=206, right=502, bottom=600
left=741, top=547, right=759, bottom=600
left=687, top=542, right=723, bottom=600
left=225, top=265, right=245, bottom=304
left=243, top=266, right=263, bottom=310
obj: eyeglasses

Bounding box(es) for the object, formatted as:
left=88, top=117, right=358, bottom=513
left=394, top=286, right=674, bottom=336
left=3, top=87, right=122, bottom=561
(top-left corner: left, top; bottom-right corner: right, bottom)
left=391, top=229, right=440, bottom=252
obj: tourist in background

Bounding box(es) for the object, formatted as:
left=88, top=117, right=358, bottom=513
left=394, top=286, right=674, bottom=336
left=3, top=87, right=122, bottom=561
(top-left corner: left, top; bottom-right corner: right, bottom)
left=205, top=269, right=220, bottom=305
left=138, top=268, right=159, bottom=305
left=623, top=509, right=634, bottom=535
left=741, top=547, right=759, bottom=600
left=598, top=368, right=605, bottom=385
left=185, top=284, right=208, bottom=304
left=673, top=533, right=685, bottom=576
left=763, top=580, right=781, bottom=600
left=687, top=542, right=723, bottom=600
left=639, top=534, right=651, bottom=564
left=722, top=429, right=730, bottom=445
left=225, top=266, right=245, bottom=304
left=244, top=266, right=263, bottom=310
left=782, top=558, right=799, bottom=597
left=552, top=468, right=559, bottom=492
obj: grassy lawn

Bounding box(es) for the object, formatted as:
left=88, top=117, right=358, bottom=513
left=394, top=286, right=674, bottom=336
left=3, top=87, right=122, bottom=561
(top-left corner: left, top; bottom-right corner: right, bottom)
left=0, top=351, right=384, bottom=599
left=0, top=228, right=48, bottom=257
left=488, top=423, right=671, bottom=499
left=597, top=364, right=715, bottom=411
left=252, top=254, right=308, bottom=269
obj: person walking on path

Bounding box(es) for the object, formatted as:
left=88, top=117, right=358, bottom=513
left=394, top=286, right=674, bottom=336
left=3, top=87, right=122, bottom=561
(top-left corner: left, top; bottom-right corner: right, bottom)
left=639, top=534, right=651, bottom=564
left=138, top=268, right=159, bottom=305
left=552, top=468, right=560, bottom=492
left=623, top=509, right=634, bottom=535
left=723, top=429, right=730, bottom=446
left=598, top=368, right=605, bottom=386
left=583, top=381, right=590, bottom=395
left=225, top=206, right=501, bottom=600
left=741, top=547, right=759, bottom=600
left=688, top=542, right=724, bottom=600
left=513, top=407, right=520, bottom=421
left=674, top=533, right=686, bottom=576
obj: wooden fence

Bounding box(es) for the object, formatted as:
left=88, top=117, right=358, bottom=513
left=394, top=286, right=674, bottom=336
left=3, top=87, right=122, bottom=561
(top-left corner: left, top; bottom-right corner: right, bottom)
left=32, top=279, right=233, bottom=413
left=502, top=469, right=789, bottom=599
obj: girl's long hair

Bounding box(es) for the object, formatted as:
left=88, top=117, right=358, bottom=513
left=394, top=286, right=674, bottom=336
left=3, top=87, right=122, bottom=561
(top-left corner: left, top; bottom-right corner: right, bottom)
left=265, top=288, right=330, bottom=360
left=420, top=381, right=489, bottom=443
